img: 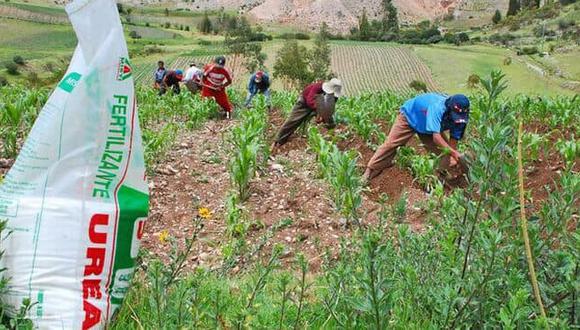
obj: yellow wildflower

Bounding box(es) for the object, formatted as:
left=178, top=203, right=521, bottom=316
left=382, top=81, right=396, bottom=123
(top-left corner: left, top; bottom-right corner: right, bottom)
left=158, top=230, right=169, bottom=244
left=198, top=207, right=212, bottom=220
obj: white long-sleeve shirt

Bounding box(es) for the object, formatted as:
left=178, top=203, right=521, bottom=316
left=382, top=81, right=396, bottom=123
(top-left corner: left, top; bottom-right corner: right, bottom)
left=184, top=66, right=202, bottom=82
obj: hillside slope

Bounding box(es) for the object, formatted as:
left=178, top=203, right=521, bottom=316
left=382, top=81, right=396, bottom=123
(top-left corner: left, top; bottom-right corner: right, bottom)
left=116, top=0, right=507, bottom=33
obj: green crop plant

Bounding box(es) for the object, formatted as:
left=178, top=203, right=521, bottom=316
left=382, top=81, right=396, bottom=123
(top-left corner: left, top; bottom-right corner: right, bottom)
left=308, top=127, right=363, bottom=225
left=142, top=123, right=178, bottom=172
left=521, top=131, right=546, bottom=166
left=327, top=148, right=364, bottom=224
left=408, top=154, right=440, bottom=192
left=228, top=100, right=268, bottom=201
left=556, top=137, right=579, bottom=169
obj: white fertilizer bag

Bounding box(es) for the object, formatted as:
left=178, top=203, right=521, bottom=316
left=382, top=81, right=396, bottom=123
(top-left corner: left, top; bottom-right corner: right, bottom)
left=0, top=0, right=148, bottom=328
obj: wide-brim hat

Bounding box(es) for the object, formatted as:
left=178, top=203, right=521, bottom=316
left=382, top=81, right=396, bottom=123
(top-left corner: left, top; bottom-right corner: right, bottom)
left=322, top=78, right=343, bottom=98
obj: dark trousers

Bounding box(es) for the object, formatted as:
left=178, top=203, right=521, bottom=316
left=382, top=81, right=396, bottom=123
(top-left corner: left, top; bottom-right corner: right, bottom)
left=275, top=96, right=315, bottom=145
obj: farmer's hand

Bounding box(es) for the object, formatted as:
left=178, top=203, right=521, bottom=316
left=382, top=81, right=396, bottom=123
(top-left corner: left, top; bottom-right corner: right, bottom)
left=450, top=151, right=462, bottom=167
left=450, top=157, right=458, bottom=167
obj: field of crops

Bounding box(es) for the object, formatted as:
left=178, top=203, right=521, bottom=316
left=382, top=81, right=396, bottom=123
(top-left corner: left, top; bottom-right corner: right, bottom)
left=1, top=69, right=578, bottom=328
left=331, top=43, right=440, bottom=95
left=135, top=44, right=440, bottom=96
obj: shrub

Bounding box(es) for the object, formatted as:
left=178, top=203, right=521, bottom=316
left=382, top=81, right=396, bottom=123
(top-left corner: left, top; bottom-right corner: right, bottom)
left=5, top=62, right=19, bottom=75
left=129, top=30, right=141, bottom=39
left=518, top=46, right=539, bottom=55
left=492, top=9, right=502, bottom=24
left=144, top=45, right=163, bottom=55
left=504, top=56, right=512, bottom=65
left=467, top=74, right=480, bottom=88
left=0, top=76, right=7, bottom=86
left=294, top=32, right=311, bottom=40
left=558, top=18, right=576, bottom=30
left=13, top=55, right=25, bottom=65
left=145, top=22, right=150, bottom=27
left=409, top=80, right=427, bottom=92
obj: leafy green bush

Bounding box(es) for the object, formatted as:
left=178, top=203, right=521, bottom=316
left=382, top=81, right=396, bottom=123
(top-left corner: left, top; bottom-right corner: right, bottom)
left=12, top=56, right=25, bottom=65
left=129, top=30, right=141, bottom=39
left=5, top=62, right=19, bottom=75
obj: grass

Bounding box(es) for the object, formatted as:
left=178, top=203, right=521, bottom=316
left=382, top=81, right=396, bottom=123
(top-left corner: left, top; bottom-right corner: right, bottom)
left=0, top=18, right=75, bottom=62
left=552, top=50, right=580, bottom=81
left=413, top=44, right=574, bottom=96
left=0, top=2, right=66, bottom=17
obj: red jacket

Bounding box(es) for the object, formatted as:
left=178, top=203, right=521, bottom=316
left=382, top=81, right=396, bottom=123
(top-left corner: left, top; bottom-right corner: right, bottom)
left=203, top=64, right=232, bottom=90
left=302, top=82, right=324, bottom=109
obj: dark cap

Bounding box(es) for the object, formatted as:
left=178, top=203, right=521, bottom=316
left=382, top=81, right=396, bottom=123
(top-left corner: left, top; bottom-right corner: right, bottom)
left=445, top=94, right=470, bottom=124
left=215, top=56, right=226, bottom=66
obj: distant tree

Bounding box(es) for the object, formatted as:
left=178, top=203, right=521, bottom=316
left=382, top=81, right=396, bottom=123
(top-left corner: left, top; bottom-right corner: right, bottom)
left=358, top=8, right=371, bottom=41
left=199, top=13, right=213, bottom=34
left=116, top=3, right=125, bottom=14
left=492, top=10, right=502, bottom=24
left=224, top=16, right=265, bottom=73
left=456, top=32, right=470, bottom=44
left=164, top=8, right=169, bottom=16
left=507, top=0, right=521, bottom=16
left=310, top=22, right=332, bottom=80
left=382, top=0, right=399, bottom=35
left=273, top=40, right=313, bottom=89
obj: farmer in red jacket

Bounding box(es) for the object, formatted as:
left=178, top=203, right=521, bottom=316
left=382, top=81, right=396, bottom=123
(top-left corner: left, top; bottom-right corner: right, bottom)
left=271, top=78, right=343, bottom=151
left=201, top=56, right=233, bottom=119
left=159, top=69, right=183, bottom=95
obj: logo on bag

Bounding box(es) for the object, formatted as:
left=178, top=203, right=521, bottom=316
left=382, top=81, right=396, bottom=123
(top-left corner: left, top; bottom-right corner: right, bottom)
left=58, top=72, right=82, bottom=93
left=116, top=57, right=133, bottom=81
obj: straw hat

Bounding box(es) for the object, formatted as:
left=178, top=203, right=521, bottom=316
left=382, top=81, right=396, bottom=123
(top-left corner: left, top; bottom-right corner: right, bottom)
left=322, top=78, right=343, bottom=98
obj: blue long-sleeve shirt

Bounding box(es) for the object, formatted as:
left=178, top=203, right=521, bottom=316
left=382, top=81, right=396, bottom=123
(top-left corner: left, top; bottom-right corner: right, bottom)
left=248, top=73, right=271, bottom=95
left=401, top=93, right=467, bottom=140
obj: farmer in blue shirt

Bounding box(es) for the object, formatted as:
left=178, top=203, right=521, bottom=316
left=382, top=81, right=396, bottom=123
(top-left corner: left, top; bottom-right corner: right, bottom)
left=153, top=60, right=167, bottom=91
left=363, top=93, right=470, bottom=181
left=244, top=71, right=272, bottom=109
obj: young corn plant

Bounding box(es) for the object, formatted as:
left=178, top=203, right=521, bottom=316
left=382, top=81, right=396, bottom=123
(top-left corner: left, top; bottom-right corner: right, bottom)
left=308, top=127, right=364, bottom=225
left=408, top=154, right=440, bottom=192
left=228, top=100, right=269, bottom=201
left=142, top=123, right=178, bottom=172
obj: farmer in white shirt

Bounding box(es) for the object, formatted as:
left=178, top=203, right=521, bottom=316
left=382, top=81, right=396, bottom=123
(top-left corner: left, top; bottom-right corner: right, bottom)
left=183, top=62, right=203, bottom=94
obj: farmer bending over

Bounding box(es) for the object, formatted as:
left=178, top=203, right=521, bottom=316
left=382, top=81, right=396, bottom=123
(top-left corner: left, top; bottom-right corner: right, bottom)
left=183, top=62, right=203, bottom=94
left=244, top=70, right=271, bottom=109
left=363, top=93, right=470, bottom=182
left=201, top=56, right=233, bottom=119
left=153, top=60, right=167, bottom=90
left=271, top=78, right=343, bottom=152
left=159, top=69, right=183, bottom=96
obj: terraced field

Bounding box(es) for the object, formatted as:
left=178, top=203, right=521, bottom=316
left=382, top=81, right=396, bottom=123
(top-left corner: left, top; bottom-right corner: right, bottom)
left=331, top=43, right=439, bottom=95
left=136, top=43, right=440, bottom=95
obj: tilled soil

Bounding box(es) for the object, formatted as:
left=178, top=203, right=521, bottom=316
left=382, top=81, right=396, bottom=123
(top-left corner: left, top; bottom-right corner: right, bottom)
left=1, top=113, right=574, bottom=274
left=141, top=109, right=434, bottom=272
